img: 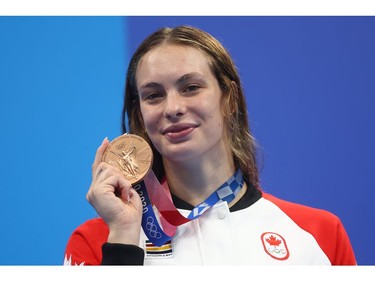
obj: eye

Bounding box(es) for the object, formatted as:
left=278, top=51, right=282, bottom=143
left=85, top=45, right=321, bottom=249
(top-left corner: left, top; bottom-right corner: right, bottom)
left=142, top=91, right=164, bottom=103
left=146, top=92, right=161, bottom=100
left=184, top=85, right=200, bottom=93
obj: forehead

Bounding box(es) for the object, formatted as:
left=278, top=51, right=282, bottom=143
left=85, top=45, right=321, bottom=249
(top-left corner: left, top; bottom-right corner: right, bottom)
left=142, top=43, right=207, bottom=62
left=136, top=44, right=213, bottom=84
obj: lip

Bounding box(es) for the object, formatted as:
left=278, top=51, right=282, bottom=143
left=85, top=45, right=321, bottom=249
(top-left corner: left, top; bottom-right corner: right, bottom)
left=162, top=124, right=197, bottom=140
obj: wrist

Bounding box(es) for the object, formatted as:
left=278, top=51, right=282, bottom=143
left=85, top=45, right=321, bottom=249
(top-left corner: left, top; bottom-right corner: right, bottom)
left=107, top=225, right=141, bottom=245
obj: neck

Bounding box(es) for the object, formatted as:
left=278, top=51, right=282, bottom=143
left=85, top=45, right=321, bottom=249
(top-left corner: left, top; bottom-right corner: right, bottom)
left=163, top=157, right=235, bottom=206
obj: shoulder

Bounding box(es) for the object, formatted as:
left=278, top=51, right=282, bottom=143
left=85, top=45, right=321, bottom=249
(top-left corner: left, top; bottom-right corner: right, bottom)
left=262, top=192, right=340, bottom=226
left=262, top=192, right=356, bottom=265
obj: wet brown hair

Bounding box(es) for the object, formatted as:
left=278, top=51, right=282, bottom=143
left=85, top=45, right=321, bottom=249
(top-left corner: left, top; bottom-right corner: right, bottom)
left=121, top=25, right=260, bottom=189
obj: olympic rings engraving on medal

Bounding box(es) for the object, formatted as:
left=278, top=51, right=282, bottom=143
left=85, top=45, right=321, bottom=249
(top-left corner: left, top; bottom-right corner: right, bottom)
left=145, top=216, right=162, bottom=239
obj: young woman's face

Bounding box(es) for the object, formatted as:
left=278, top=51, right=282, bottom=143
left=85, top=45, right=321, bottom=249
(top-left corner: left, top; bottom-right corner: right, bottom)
left=136, top=44, right=227, bottom=163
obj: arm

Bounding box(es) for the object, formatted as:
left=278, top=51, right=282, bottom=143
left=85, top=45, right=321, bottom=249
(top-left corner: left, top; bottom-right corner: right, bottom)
left=64, top=137, right=145, bottom=265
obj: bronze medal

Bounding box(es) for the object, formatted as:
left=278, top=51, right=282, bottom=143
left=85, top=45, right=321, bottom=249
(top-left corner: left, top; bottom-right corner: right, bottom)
left=102, top=134, right=153, bottom=185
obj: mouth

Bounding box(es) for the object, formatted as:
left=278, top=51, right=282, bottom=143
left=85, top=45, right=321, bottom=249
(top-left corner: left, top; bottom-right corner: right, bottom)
left=162, top=124, right=197, bottom=140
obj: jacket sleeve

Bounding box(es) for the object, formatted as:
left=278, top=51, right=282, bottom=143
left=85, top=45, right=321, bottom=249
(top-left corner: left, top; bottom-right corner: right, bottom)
left=63, top=218, right=144, bottom=266
left=64, top=228, right=102, bottom=265
left=101, top=243, right=145, bottom=265
left=330, top=218, right=357, bottom=265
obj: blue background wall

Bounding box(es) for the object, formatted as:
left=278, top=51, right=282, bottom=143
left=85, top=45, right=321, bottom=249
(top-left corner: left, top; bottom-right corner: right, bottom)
left=0, top=16, right=374, bottom=265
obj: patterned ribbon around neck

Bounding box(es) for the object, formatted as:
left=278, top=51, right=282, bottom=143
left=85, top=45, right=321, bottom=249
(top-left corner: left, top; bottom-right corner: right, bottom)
left=133, top=169, right=244, bottom=246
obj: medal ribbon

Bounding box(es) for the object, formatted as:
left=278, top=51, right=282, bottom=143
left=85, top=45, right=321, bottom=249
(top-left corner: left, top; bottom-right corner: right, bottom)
left=134, top=169, right=244, bottom=246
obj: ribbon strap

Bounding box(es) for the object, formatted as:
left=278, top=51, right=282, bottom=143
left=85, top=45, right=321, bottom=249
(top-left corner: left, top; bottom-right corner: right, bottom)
left=135, top=169, right=244, bottom=246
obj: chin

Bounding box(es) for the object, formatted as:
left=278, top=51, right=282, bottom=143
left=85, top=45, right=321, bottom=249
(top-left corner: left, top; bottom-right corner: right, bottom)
left=162, top=147, right=199, bottom=162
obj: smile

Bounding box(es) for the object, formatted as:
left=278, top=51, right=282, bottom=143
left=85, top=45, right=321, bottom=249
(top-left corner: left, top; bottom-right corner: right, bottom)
left=162, top=124, right=197, bottom=140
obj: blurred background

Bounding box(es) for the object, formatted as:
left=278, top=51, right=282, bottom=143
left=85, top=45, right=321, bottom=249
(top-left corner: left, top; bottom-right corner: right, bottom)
left=0, top=16, right=374, bottom=265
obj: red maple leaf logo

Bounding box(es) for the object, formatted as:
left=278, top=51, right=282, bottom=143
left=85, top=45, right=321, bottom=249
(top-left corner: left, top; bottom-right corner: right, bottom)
left=266, top=235, right=282, bottom=246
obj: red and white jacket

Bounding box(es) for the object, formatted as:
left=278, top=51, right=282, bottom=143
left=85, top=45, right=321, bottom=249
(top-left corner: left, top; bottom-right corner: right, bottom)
left=64, top=188, right=356, bottom=265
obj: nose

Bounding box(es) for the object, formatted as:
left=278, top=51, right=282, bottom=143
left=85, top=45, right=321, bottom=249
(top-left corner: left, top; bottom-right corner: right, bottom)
left=164, top=92, right=186, bottom=119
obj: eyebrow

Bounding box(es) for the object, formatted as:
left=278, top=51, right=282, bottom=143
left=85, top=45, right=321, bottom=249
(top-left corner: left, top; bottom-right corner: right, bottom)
left=138, top=82, right=162, bottom=91
left=176, top=72, right=205, bottom=85
left=138, top=72, right=205, bottom=91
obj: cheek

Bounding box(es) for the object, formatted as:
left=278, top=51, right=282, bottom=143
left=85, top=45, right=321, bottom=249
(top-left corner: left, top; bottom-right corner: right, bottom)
left=206, top=102, right=224, bottom=125
left=140, top=107, right=159, bottom=133
left=205, top=109, right=225, bottom=138
left=139, top=106, right=150, bottom=128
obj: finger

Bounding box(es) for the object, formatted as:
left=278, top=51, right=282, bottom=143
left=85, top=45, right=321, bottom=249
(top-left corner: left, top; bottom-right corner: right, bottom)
left=87, top=168, right=127, bottom=202
left=92, top=137, right=110, bottom=178
left=115, top=174, right=134, bottom=202
left=96, top=165, right=105, bottom=178
left=126, top=187, right=141, bottom=206
left=94, top=163, right=120, bottom=184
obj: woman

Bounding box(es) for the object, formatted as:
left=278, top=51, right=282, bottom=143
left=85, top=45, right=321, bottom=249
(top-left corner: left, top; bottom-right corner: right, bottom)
left=64, top=25, right=356, bottom=265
